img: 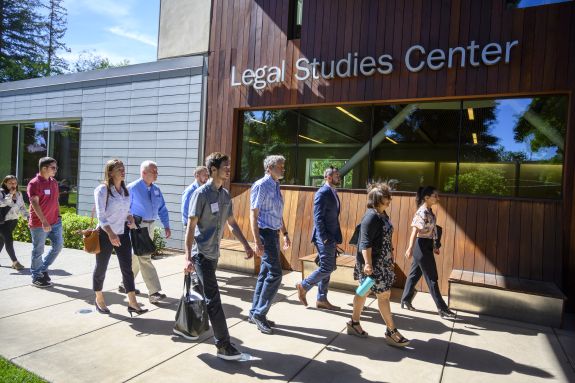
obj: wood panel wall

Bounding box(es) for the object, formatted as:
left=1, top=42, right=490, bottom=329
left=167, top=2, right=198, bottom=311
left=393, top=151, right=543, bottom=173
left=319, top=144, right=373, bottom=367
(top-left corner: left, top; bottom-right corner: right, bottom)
left=224, top=184, right=563, bottom=295
left=207, top=1, right=575, bottom=305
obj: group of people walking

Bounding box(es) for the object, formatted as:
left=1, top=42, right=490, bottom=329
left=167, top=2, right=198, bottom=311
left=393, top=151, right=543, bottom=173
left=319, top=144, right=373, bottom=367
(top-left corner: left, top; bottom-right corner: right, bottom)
left=0, top=152, right=456, bottom=361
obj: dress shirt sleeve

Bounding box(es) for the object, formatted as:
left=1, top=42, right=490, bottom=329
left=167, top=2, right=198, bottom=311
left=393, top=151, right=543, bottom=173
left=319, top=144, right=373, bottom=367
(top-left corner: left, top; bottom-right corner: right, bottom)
left=157, top=188, right=170, bottom=229
left=94, top=185, right=109, bottom=227
left=411, top=209, right=425, bottom=230
left=188, top=191, right=205, bottom=219
left=250, top=183, right=262, bottom=210
left=182, top=187, right=191, bottom=226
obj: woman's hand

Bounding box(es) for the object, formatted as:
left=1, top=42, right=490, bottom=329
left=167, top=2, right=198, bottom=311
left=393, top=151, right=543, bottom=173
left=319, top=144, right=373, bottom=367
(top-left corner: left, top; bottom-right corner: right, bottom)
left=126, top=215, right=136, bottom=229
left=405, top=247, right=413, bottom=259
left=363, top=263, right=373, bottom=275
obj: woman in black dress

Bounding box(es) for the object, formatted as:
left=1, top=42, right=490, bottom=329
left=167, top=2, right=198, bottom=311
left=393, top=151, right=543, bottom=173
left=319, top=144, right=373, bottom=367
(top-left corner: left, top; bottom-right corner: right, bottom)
left=347, top=183, right=410, bottom=347
left=400, top=186, right=456, bottom=319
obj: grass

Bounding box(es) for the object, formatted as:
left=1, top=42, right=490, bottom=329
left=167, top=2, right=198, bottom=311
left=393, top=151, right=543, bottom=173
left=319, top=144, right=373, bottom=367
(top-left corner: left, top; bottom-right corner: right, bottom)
left=0, top=357, right=48, bottom=383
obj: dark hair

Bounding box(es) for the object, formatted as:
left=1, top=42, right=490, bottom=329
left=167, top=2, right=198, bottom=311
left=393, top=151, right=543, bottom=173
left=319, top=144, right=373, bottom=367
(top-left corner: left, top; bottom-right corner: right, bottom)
left=416, top=186, right=437, bottom=207
left=205, top=152, right=229, bottom=176
left=103, top=159, right=129, bottom=199
left=366, top=182, right=392, bottom=209
left=39, top=157, right=56, bottom=170
left=1, top=175, right=18, bottom=194
left=323, top=166, right=338, bottom=178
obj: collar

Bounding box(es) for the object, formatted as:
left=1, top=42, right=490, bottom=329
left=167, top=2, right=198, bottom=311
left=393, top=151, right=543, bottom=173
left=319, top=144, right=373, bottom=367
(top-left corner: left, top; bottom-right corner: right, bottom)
left=207, top=179, right=223, bottom=192
left=264, top=174, right=280, bottom=185
left=36, top=173, right=51, bottom=182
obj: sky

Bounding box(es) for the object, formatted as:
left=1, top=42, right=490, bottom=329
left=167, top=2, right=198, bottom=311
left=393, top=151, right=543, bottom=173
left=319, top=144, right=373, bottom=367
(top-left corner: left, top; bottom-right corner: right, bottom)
left=62, top=0, right=160, bottom=66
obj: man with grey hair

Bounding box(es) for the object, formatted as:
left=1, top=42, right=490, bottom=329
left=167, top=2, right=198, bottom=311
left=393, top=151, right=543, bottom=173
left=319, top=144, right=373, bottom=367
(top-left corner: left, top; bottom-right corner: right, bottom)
left=118, top=160, right=169, bottom=304
left=296, top=166, right=342, bottom=310
left=181, top=166, right=209, bottom=227
left=248, top=155, right=291, bottom=335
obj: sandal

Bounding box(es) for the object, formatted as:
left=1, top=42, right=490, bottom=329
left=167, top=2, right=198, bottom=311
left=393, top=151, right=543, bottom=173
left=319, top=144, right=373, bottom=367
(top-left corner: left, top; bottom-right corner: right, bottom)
left=385, top=327, right=410, bottom=347
left=346, top=320, right=368, bottom=338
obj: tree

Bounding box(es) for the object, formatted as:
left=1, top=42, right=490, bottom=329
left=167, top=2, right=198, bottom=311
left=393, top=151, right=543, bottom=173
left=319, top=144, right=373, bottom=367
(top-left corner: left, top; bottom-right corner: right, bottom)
left=0, top=0, right=47, bottom=82
left=69, top=50, right=130, bottom=72
left=41, top=0, right=69, bottom=75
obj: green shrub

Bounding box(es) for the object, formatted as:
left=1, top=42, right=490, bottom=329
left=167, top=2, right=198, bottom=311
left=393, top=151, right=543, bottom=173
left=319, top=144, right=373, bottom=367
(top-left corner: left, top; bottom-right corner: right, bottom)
left=13, top=217, right=32, bottom=243
left=153, top=227, right=167, bottom=255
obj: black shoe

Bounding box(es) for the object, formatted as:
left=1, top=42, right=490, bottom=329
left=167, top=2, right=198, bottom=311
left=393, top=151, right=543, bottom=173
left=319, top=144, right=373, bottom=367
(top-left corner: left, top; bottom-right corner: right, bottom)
left=42, top=271, right=51, bottom=282
left=252, top=315, right=273, bottom=335
left=149, top=292, right=167, bottom=304
left=216, top=342, right=242, bottom=361
left=400, top=301, right=416, bottom=311
left=438, top=308, right=456, bottom=319
left=32, top=277, right=53, bottom=288
left=248, top=314, right=275, bottom=327
left=127, top=305, right=149, bottom=317
left=95, top=302, right=111, bottom=314
left=118, top=285, right=141, bottom=295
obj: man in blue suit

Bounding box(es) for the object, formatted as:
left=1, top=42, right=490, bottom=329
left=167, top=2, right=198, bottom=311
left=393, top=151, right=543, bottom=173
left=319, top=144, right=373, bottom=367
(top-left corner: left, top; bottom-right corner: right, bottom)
left=296, top=167, right=342, bottom=310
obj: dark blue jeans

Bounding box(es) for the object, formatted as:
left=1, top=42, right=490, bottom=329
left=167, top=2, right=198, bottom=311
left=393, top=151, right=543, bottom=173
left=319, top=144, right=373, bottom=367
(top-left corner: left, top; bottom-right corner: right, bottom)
left=250, top=228, right=282, bottom=319
left=301, top=239, right=337, bottom=301
left=193, top=253, right=230, bottom=348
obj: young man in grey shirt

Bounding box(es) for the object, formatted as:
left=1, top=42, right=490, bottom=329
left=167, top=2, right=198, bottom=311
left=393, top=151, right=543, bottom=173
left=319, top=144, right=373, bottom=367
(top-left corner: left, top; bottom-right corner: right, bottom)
left=183, top=152, right=255, bottom=360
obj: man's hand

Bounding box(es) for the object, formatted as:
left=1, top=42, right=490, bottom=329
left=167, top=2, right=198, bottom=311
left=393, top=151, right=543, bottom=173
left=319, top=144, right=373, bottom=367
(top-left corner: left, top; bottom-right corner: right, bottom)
left=42, top=220, right=51, bottom=233
left=282, top=234, right=291, bottom=250
left=255, top=241, right=265, bottom=257
left=127, top=215, right=136, bottom=229
left=109, top=232, right=121, bottom=247
left=165, top=228, right=171, bottom=239
left=184, top=258, right=195, bottom=274
left=244, top=245, right=256, bottom=259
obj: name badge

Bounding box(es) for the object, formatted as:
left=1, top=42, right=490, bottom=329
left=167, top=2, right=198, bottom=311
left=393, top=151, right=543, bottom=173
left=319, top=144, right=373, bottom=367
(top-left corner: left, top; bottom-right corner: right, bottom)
left=210, top=202, right=219, bottom=214
left=44, top=189, right=51, bottom=195
left=154, top=190, right=160, bottom=196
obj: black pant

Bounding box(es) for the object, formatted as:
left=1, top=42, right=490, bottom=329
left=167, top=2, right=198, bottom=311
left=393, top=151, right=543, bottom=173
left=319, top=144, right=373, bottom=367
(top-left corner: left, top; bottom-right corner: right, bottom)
left=193, top=253, right=230, bottom=348
left=401, top=238, right=448, bottom=311
left=93, top=227, right=135, bottom=292
left=0, top=219, right=18, bottom=262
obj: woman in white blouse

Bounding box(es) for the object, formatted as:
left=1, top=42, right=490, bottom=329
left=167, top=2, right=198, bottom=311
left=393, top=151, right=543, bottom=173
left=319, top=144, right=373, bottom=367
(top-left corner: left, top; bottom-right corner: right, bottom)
left=93, top=159, right=147, bottom=316
left=401, top=186, right=456, bottom=319
left=0, top=175, right=29, bottom=270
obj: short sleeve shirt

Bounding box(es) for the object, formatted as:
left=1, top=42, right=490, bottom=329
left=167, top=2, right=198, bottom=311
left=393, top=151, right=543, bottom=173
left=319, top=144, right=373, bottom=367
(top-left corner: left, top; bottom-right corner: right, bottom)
left=412, top=205, right=437, bottom=239
left=188, top=180, right=233, bottom=260
left=27, top=174, right=60, bottom=228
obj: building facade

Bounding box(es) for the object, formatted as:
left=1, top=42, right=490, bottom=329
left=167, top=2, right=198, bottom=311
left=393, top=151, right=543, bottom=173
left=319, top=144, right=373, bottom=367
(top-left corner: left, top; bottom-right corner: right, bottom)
left=205, top=0, right=575, bottom=308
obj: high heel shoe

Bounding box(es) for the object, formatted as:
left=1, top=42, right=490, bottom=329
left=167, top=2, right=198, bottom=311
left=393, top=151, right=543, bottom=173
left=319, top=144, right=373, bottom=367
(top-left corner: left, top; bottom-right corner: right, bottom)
left=385, top=327, right=410, bottom=347
left=438, top=308, right=456, bottom=319
left=127, top=305, right=148, bottom=317
left=400, top=301, right=416, bottom=311
left=95, top=302, right=110, bottom=314
left=346, top=320, right=368, bottom=338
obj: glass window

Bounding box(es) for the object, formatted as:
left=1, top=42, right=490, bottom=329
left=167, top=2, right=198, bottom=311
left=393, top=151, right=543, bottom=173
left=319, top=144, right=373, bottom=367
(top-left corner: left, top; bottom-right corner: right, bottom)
left=371, top=102, right=460, bottom=192
left=20, top=122, right=49, bottom=188
left=288, top=0, right=303, bottom=40
left=506, top=0, right=572, bottom=9
left=49, top=121, right=81, bottom=207
left=460, top=97, right=566, bottom=198
left=0, top=124, right=18, bottom=178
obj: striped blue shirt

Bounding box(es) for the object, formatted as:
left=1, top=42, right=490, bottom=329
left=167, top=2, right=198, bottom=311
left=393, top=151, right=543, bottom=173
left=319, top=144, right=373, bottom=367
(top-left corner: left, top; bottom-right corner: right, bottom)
left=250, top=174, right=284, bottom=230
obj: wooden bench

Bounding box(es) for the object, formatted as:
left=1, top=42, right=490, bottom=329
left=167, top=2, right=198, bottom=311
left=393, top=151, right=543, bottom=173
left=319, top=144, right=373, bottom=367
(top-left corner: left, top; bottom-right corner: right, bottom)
left=300, top=254, right=357, bottom=292
left=218, top=239, right=258, bottom=274
left=448, top=269, right=566, bottom=327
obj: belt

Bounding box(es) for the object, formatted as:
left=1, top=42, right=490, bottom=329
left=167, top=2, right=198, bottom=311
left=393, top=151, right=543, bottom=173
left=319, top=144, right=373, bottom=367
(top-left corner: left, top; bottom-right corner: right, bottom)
left=142, top=220, right=155, bottom=223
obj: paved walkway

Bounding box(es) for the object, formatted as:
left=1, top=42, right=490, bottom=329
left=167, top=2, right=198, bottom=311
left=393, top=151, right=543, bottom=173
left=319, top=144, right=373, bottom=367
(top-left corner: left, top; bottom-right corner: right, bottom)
left=1, top=242, right=574, bottom=383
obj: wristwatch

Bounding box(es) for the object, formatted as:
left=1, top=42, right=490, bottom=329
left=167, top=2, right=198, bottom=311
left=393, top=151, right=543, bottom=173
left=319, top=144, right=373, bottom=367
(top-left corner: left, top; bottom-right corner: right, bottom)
left=283, top=231, right=289, bottom=236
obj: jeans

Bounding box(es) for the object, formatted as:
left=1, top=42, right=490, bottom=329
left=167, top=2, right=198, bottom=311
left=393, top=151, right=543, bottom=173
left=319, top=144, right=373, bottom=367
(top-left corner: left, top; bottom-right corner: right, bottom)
left=250, top=228, right=283, bottom=319
left=193, top=253, right=230, bottom=348
left=401, top=238, right=448, bottom=310
left=0, top=219, right=18, bottom=262
left=30, top=219, right=63, bottom=280
left=301, top=239, right=337, bottom=301
left=93, top=228, right=135, bottom=292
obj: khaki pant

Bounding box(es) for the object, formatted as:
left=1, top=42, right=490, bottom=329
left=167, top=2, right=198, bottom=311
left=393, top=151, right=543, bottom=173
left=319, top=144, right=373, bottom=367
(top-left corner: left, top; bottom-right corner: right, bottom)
left=132, top=221, right=162, bottom=295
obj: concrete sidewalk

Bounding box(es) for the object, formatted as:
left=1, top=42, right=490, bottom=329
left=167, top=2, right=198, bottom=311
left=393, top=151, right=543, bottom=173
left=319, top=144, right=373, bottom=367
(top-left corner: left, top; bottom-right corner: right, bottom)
left=1, top=242, right=574, bottom=383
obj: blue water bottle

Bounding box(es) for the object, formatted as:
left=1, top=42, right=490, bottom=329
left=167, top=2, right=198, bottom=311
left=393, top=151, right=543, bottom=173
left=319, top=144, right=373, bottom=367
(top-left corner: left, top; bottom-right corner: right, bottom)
left=356, top=276, right=375, bottom=297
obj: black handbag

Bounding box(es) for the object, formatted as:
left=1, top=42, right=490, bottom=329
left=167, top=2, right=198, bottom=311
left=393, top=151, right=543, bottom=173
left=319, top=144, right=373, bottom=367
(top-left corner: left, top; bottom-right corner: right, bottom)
left=130, top=220, right=156, bottom=256
left=0, top=192, right=12, bottom=224
left=173, top=273, right=210, bottom=339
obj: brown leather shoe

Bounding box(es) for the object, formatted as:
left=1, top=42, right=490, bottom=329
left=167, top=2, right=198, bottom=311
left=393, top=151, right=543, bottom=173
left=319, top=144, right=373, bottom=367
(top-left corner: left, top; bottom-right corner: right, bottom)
left=316, top=300, right=340, bottom=311
left=295, top=283, right=308, bottom=306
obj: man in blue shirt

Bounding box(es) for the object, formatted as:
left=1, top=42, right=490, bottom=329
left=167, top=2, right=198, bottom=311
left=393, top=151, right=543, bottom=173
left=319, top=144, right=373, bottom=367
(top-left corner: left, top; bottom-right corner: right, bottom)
left=181, top=166, right=209, bottom=227
left=119, top=160, right=170, bottom=304
left=249, top=155, right=291, bottom=335
left=296, top=167, right=342, bottom=310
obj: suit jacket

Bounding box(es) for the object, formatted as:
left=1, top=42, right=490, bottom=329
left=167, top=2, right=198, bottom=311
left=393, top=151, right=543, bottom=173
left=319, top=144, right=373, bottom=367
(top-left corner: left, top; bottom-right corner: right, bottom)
left=311, top=183, right=342, bottom=244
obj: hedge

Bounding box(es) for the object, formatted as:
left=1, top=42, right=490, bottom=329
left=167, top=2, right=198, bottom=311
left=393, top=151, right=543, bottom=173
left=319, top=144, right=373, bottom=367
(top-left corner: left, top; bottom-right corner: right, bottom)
left=13, top=213, right=166, bottom=255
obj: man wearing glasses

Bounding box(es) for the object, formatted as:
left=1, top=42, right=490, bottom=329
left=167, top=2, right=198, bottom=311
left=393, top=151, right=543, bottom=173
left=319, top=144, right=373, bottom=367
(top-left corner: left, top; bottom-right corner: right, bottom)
left=28, top=157, right=64, bottom=288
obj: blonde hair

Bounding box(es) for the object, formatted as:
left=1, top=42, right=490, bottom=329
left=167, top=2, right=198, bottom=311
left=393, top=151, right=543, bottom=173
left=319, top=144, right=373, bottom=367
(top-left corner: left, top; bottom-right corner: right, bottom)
left=103, top=159, right=129, bottom=199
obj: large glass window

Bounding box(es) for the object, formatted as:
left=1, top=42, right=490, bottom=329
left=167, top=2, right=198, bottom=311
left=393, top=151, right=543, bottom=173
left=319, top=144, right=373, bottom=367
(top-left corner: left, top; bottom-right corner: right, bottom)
left=0, top=120, right=80, bottom=208
left=237, top=95, right=567, bottom=199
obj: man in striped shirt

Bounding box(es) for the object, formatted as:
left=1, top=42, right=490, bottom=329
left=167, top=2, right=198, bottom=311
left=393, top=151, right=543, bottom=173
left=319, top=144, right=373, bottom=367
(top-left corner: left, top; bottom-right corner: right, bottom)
left=248, top=155, right=291, bottom=335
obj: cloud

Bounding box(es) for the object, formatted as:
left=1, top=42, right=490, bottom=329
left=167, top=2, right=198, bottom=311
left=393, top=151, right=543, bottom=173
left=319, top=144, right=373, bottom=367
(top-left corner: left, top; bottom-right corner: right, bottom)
left=108, top=26, right=157, bottom=47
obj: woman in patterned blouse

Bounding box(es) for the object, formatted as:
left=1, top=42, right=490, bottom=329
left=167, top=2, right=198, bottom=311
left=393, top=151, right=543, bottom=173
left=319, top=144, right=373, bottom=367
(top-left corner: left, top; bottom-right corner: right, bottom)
left=347, top=183, right=410, bottom=347
left=400, top=186, right=456, bottom=319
